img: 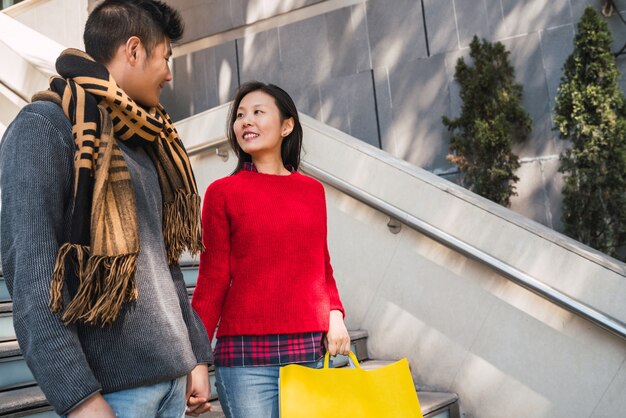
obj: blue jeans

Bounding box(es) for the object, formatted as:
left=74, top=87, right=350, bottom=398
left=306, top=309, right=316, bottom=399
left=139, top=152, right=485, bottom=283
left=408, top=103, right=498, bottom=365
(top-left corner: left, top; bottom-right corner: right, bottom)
left=215, top=359, right=323, bottom=418
left=101, top=376, right=186, bottom=418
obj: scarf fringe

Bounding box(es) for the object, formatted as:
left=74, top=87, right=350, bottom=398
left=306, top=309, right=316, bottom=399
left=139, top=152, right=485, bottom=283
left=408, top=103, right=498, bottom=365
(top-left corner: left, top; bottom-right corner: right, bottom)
left=50, top=243, right=87, bottom=313
left=50, top=244, right=138, bottom=327
left=163, top=191, right=205, bottom=265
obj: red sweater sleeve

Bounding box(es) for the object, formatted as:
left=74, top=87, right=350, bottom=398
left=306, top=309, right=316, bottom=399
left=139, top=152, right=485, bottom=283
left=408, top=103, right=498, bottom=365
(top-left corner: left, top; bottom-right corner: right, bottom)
left=191, top=181, right=231, bottom=341
left=321, top=187, right=345, bottom=317
left=324, top=242, right=345, bottom=316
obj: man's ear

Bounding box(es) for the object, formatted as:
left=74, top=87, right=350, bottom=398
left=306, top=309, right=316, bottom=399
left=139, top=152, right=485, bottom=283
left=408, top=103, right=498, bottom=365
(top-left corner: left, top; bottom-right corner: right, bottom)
left=125, top=36, right=142, bottom=65
left=281, top=117, right=295, bottom=137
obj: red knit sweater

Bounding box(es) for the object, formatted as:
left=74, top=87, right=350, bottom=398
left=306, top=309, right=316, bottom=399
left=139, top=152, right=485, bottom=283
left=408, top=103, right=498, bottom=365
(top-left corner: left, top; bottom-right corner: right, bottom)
left=191, top=170, right=344, bottom=340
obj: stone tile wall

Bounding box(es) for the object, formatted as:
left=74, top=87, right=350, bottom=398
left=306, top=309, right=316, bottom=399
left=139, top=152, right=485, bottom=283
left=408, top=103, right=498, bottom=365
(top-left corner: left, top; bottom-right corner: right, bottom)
left=157, top=0, right=626, bottom=232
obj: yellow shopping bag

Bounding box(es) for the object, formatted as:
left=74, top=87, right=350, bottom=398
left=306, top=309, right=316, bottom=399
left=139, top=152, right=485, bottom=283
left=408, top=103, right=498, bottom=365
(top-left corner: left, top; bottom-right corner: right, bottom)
left=279, top=351, right=424, bottom=418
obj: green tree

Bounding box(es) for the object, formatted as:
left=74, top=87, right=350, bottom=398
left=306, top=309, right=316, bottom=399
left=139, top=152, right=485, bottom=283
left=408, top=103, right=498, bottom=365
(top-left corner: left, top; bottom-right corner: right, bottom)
left=443, top=36, right=531, bottom=207
left=554, top=6, right=626, bottom=259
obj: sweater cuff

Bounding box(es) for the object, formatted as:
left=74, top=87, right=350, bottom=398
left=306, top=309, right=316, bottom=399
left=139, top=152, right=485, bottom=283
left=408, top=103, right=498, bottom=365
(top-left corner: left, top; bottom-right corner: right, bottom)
left=48, top=376, right=101, bottom=416
left=61, top=389, right=102, bottom=416
left=330, top=293, right=345, bottom=318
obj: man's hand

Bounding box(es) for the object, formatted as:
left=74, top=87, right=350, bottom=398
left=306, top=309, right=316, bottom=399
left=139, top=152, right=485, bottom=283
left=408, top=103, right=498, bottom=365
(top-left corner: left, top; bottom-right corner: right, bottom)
left=185, top=364, right=213, bottom=416
left=325, top=310, right=350, bottom=356
left=67, top=393, right=116, bottom=418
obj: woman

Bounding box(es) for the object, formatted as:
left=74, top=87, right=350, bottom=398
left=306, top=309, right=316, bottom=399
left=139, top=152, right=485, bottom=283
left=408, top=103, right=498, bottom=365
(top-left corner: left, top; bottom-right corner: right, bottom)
left=191, top=81, right=350, bottom=418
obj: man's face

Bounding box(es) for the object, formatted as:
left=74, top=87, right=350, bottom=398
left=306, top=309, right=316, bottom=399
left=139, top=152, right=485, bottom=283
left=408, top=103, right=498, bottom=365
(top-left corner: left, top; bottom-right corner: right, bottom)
left=126, top=38, right=172, bottom=108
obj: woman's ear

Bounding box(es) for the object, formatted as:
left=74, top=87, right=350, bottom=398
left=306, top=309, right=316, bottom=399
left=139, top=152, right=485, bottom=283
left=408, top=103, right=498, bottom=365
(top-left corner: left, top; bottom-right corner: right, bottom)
left=281, top=117, right=295, bottom=137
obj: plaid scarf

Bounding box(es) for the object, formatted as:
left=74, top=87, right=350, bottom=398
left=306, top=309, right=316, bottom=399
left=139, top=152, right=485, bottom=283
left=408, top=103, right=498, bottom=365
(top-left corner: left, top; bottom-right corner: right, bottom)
left=32, top=49, right=203, bottom=327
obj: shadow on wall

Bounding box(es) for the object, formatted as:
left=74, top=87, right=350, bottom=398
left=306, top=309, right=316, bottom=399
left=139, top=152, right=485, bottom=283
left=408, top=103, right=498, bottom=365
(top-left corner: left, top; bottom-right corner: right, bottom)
left=242, top=0, right=323, bottom=24
left=382, top=53, right=452, bottom=171
left=162, top=43, right=239, bottom=122
left=163, top=0, right=623, bottom=164
left=356, top=224, right=569, bottom=417
left=351, top=179, right=626, bottom=416
left=160, top=0, right=626, bottom=233
left=237, top=4, right=381, bottom=147
left=493, top=0, right=572, bottom=41
left=510, top=159, right=565, bottom=231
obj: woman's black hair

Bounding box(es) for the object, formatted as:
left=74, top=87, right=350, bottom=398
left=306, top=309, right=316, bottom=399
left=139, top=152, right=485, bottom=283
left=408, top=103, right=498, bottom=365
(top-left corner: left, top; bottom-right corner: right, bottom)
left=227, top=81, right=303, bottom=174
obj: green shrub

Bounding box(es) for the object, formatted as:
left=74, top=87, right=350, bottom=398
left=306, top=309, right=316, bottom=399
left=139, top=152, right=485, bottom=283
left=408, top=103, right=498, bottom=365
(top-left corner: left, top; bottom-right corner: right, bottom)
left=443, top=36, right=531, bottom=207
left=554, top=6, right=626, bottom=259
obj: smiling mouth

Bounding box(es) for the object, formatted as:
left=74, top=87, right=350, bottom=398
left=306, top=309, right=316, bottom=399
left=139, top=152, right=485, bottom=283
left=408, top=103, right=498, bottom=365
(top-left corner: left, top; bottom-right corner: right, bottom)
left=242, top=133, right=259, bottom=141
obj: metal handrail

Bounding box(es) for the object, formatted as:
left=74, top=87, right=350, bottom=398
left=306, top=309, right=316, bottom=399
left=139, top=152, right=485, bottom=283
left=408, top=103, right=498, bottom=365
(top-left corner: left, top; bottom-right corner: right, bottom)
left=301, top=162, right=626, bottom=341
left=187, top=138, right=229, bottom=157
left=188, top=138, right=626, bottom=341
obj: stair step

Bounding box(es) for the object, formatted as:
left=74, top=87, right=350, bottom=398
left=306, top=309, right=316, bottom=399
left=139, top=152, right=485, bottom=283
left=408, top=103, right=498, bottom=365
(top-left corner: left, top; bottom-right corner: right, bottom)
left=418, top=391, right=460, bottom=418
left=0, top=385, right=53, bottom=417
left=358, top=358, right=392, bottom=370
left=0, top=339, right=20, bottom=357
left=0, top=340, right=36, bottom=392
left=0, top=278, right=9, bottom=303
left=0, top=309, right=14, bottom=342
left=180, top=265, right=199, bottom=287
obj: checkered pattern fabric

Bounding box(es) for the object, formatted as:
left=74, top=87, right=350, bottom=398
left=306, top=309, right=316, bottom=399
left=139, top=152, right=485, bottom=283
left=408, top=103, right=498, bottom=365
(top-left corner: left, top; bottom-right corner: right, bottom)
left=214, top=332, right=325, bottom=367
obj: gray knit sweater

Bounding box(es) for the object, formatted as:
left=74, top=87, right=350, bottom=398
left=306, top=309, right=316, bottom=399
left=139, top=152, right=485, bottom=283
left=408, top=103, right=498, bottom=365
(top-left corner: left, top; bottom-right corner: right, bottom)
left=0, top=101, right=212, bottom=415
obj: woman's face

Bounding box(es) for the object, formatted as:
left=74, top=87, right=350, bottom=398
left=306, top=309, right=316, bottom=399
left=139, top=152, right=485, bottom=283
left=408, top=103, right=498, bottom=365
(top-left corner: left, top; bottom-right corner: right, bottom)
left=233, top=90, right=293, bottom=160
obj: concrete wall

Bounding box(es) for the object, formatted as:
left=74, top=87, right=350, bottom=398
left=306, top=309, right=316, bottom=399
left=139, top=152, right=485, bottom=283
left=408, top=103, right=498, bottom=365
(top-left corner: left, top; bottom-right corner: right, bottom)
left=8, top=0, right=87, bottom=49
left=1, top=0, right=84, bottom=132
left=177, top=102, right=626, bottom=418
left=152, top=0, right=626, bottom=235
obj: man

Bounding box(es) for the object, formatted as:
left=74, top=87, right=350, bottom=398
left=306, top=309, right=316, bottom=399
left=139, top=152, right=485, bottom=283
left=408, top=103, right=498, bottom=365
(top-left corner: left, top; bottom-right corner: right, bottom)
left=0, top=1, right=213, bottom=417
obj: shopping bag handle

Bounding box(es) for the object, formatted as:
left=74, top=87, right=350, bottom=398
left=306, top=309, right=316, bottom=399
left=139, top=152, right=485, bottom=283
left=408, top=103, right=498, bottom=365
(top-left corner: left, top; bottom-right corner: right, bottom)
left=323, top=351, right=362, bottom=369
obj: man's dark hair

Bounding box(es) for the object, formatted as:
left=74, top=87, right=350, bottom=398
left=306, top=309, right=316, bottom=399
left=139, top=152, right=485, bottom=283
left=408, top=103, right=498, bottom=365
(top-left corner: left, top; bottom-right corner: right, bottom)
left=84, top=0, right=184, bottom=63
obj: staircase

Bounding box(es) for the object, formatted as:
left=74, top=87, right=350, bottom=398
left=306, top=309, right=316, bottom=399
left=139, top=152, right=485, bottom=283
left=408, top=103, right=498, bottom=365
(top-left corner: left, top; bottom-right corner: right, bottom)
left=0, top=266, right=460, bottom=418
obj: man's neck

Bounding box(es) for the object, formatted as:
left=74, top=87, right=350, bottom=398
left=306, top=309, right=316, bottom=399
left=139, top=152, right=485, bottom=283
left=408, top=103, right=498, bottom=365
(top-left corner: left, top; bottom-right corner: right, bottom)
left=105, top=60, right=126, bottom=91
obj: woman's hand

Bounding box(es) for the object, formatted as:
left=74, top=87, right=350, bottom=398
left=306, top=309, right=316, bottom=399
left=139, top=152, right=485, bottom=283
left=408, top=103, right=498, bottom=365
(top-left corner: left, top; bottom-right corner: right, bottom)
left=325, top=310, right=350, bottom=356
